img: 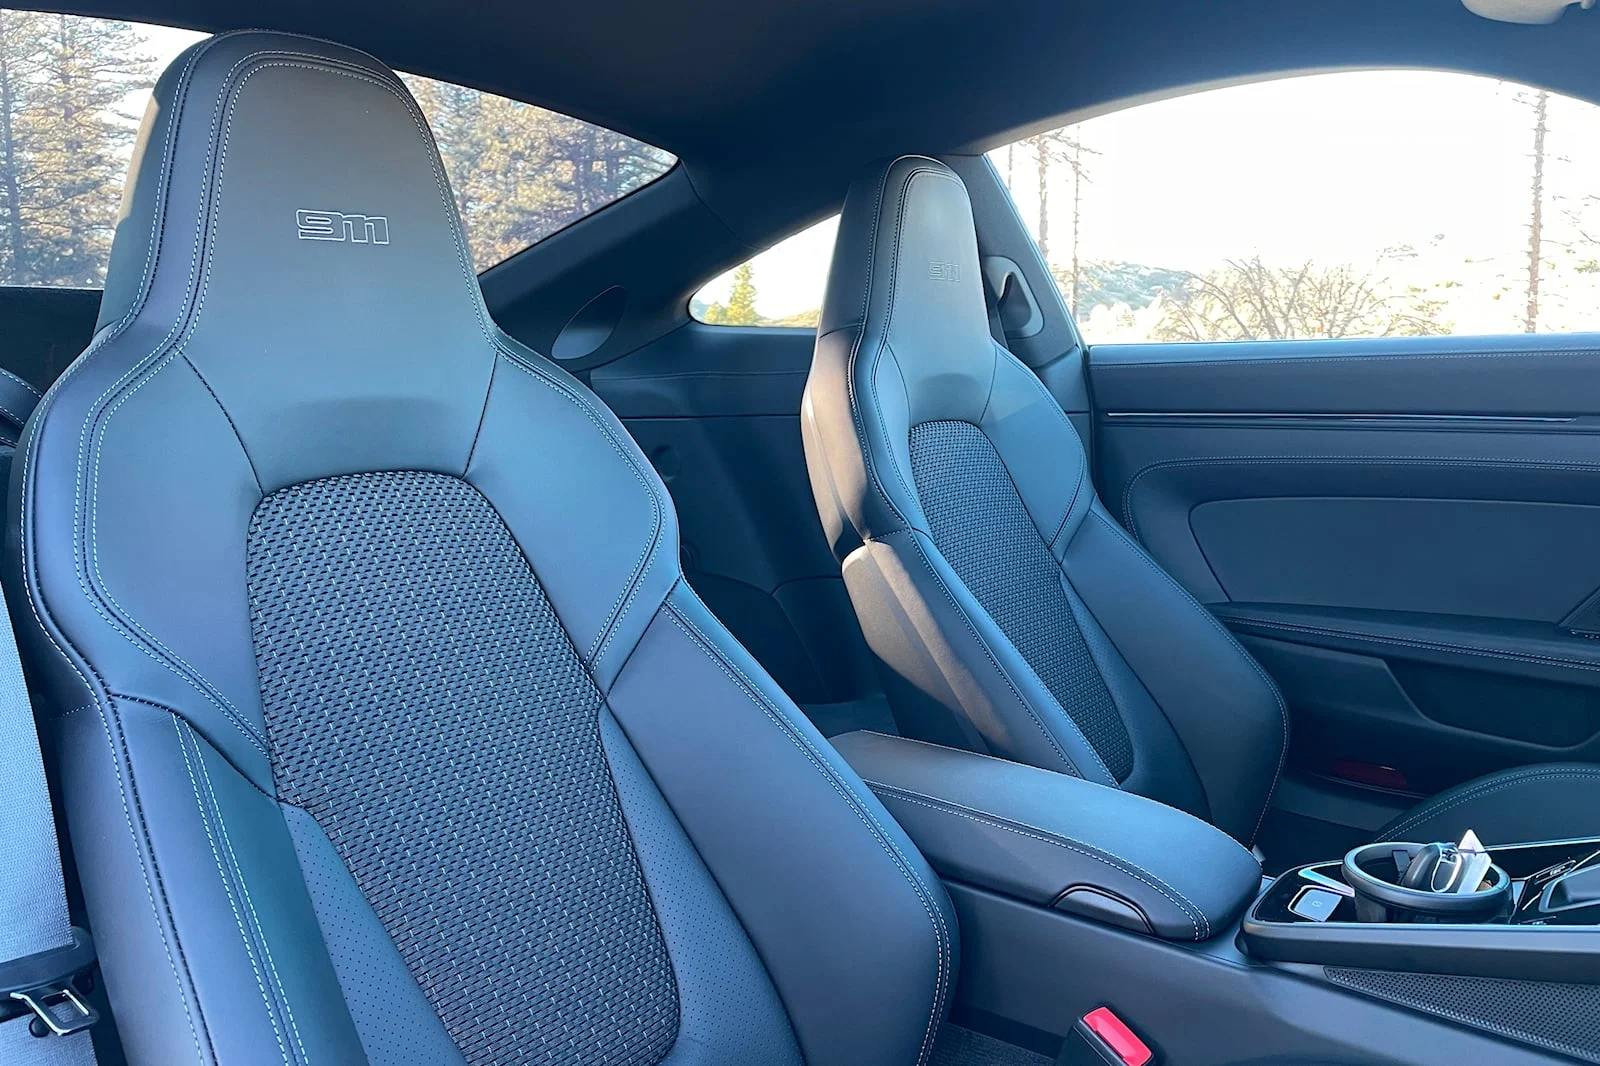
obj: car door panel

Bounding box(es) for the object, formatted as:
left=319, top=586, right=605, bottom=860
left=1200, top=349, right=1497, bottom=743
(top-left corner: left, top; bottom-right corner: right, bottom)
left=589, top=323, right=887, bottom=729
left=1091, top=335, right=1600, bottom=808
left=0, top=285, right=99, bottom=391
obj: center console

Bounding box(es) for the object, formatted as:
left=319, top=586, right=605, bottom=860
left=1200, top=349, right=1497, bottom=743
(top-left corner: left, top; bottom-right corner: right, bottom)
left=830, top=729, right=1264, bottom=943
left=830, top=729, right=1600, bottom=1065
left=1243, top=835, right=1600, bottom=981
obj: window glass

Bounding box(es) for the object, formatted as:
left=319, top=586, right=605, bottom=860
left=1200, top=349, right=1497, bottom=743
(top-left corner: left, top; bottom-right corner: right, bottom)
left=989, top=71, right=1600, bottom=343
left=397, top=75, right=675, bottom=268
left=691, top=215, right=839, bottom=327
left=0, top=11, right=674, bottom=287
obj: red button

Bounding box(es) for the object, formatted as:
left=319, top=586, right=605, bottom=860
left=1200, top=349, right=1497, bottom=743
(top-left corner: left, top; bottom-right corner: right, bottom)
left=1082, top=1007, right=1153, bottom=1066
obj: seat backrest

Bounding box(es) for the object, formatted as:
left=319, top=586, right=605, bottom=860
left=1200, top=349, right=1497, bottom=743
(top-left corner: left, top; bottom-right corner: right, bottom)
left=10, top=35, right=953, bottom=1066
left=801, top=155, right=1287, bottom=845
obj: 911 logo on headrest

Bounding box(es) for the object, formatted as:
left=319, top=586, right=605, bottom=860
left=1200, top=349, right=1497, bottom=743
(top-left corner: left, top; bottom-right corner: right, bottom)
left=927, top=260, right=961, bottom=283
left=296, top=210, right=391, bottom=245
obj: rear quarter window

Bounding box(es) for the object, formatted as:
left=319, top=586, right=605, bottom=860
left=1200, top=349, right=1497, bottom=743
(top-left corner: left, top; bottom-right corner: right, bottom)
left=0, top=11, right=675, bottom=287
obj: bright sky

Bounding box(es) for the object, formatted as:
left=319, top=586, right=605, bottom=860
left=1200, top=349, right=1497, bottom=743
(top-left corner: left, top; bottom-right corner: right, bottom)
left=696, top=69, right=1600, bottom=339
left=141, top=23, right=205, bottom=70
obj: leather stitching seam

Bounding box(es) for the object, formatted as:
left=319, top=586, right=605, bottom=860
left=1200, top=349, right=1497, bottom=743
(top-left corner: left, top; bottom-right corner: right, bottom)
left=663, top=598, right=950, bottom=1066
left=174, top=720, right=296, bottom=1066
left=492, top=344, right=665, bottom=671
left=897, top=530, right=1098, bottom=781
left=1384, top=769, right=1600, bottom=838
left=1087, top=511, right=1288, bottom=846
left=865, top=782, right=1209, bottom=940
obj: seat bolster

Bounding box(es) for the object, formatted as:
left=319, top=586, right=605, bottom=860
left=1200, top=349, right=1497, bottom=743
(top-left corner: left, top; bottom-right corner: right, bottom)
left=11, top=343, right=276, bottom=787
left=283, top=807, right=466, bottom=1066
left=467, top=342, right=679, bottom=691
left=600, top=712, right=804, bottom=1066
left=56, top=697, right=366, bottom=1066
left=1064, top=505, right=1288, bottom=845
left=841, top=529, right=1117, bottom=785
left=1060, top=583, right=1211, bottom=820
left=978, top=353, right=1092, bottom=552
left=803, top=326, right=924, bottom=556
left=606, top=582, right=955, bottom=1066
left=1379, top=762, right=1600, bottom=846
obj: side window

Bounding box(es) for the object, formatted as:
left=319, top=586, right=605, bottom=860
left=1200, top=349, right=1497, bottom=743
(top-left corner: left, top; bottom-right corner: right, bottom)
left=0, top=11, right=675, bottom=287
left=990, top=71, right=1600, bottom=343
left=399, top=77, right=675, bottom=269
left=0, top=13, right=202, bottom=287
left=691, top=216, right=838, bottom=327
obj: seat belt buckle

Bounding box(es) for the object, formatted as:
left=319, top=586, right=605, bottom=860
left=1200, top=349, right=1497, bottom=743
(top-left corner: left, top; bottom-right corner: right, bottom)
left=0, top=926, right=98, bottom=1037
left=10, top=982, right=97, bottom=1036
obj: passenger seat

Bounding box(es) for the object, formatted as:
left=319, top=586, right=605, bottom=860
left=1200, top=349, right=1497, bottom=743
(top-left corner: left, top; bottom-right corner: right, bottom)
left=800, top=154, right=1600, bottom=850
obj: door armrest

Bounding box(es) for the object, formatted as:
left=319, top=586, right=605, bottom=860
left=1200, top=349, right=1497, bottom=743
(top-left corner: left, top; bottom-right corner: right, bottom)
left=832, top=731, right=1263, bottom=942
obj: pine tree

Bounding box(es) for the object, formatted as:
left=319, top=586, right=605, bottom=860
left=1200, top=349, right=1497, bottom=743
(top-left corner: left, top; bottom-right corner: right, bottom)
left=0, top=8, right=45, bottom=283
left=0, top=13, right=152, bottom=286
left=400, top=72, right=674, bottom=268
left=724, top=262, right=759, bottom=325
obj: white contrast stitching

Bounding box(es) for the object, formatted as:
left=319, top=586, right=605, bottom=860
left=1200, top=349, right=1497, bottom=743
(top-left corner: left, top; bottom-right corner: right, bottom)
left=1087, top=510, right=1288, bottom=846
left=864, top=169, right=967, bottom=521
left=844, top=165, right=952, bottom=533
left=490, top=344, right=665, bottom=670
left=175, top=719, right=293, bottom=1065
left=0, top=365, right=41, bottom=397
left=866, top=782, right=1210, bottom=940
left=185, top=723, right=311, bottom=1064
left=73, top=46, right=296, bottom=761
left=79, top=50, right=500, bottom=762
left=663, top=597, right=950, bottom=1066
left=104, top=702, right=209, bottom=1061
left=897, top=529, right=1103, bottom=781
left=0, top=396, right=33, bottom=427
left=18, top=42, right=449, bottom=1065
left=1385, top=768, right=1600, bottom=839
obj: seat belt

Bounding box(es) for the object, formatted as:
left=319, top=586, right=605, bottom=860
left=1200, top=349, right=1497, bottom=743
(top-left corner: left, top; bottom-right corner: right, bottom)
left=0, top=403, right=100, bottom=1063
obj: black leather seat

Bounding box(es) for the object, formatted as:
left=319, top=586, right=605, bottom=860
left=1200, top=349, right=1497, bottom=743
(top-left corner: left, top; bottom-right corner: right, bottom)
left=10, top=35, right=953, bottom=1065
left=801, top=155, right=1600, bottom=851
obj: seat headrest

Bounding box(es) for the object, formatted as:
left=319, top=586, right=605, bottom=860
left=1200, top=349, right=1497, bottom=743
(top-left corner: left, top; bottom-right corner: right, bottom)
left=817, top=156, right=995, bottom=422
left=92, top=31, right=498, bottom=491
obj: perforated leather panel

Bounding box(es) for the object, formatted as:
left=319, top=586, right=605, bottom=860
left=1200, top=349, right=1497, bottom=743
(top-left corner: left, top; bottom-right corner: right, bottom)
left=909, top=420, right=1134, bottom=780
left=247, top=470, right=678, bottom=1066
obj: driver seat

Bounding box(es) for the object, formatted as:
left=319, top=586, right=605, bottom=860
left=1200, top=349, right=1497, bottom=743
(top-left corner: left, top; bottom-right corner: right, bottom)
left=9, top=35, right=953, bottom=1065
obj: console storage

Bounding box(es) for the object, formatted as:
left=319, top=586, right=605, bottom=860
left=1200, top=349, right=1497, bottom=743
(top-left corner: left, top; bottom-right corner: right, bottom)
left=831, top=730, right=1263, bottom=941
left=834, top=731, right=1600, bottom=1064
left=1242, top=836, right=1600, bottom=980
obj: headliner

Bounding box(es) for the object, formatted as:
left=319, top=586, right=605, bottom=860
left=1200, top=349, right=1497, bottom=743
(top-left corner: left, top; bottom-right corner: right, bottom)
left=33, top=0, right=1600, bottom=242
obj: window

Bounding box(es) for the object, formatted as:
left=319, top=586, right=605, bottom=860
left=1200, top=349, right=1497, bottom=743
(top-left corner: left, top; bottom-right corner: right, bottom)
left=691, top=215, right=838, bottom=327
left=0, top=11, right=675, bottom=287
left=398, top=76, right=675, bottom=269
left=990, top=71, right=1600, bottom=343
